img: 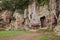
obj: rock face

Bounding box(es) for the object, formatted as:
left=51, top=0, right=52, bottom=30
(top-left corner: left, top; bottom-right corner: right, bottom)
left=0, top=0, right=60, bottom=31
left=54, top=0, right=60, bottom=35
left=25, top=0, right=60, bottom=31
left=26, top=0, right=55, bottom=30
left=0, top=10, right=13, bottom=30
left=28, top=1, right=40, bottom=29
left=13, top=10, right=24, bottom=30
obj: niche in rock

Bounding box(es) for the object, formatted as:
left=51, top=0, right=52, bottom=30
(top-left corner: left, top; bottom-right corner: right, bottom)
left=0, top=19, right=4, bottom=27
left=40, top=16, right=46, bottom=28
left=56, top=11, right=60, bottom=18
left=30, top=13, right=33, bottom=19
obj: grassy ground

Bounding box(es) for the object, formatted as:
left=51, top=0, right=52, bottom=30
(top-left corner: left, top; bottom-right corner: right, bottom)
left=35, top=29, right=57, bottom=40
left=35, top=30, right=60, bottom=40
left=0, top=30, right=60, bottom=40
left=35, top=34, right=52, bottom=40
left=0, top=30, right=31, bottom=37
left=35, top=33, right=60, bottom=40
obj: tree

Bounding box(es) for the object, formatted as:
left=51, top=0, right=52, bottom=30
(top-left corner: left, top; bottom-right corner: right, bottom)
left=0, top=0, right=49, bottom=10
left=0, top=0, right=33, bottom=10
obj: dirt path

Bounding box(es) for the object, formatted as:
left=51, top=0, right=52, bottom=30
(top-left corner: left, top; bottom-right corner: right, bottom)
left=0, top=33, right=40, bottom=40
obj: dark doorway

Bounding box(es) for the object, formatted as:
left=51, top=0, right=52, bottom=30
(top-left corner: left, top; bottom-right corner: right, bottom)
left=40, top=16, right=46, bottom=28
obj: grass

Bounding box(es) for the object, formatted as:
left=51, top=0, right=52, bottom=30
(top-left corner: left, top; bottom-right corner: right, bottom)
left=36, top=29, right=57, bottom=40
left=0, top=30, right=31, bottom=37
left=35, top=34, right=52, bottom=40
left=0, top=29, right=58, bottom=40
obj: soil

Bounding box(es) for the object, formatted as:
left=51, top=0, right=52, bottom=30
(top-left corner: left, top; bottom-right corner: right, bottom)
left=0, top=32, right=40, bottom=40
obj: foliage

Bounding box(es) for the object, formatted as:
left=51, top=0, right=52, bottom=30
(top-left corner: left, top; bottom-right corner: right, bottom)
left=0, top=0, right=34, bottom=14
left=0, top=0, right=49, bottom=10
left=0, top=0, right=49, bottom=14
left=37, top=0, right=49, bottom=6
left=0, top=0, right=33, bottom=10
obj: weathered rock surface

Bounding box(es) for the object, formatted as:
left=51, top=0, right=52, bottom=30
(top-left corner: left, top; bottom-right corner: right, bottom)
left=0, top=0, right=60, bottom=33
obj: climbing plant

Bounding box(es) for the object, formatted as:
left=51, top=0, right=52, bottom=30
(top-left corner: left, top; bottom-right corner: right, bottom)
left=38, top=0, right=49, bottom=6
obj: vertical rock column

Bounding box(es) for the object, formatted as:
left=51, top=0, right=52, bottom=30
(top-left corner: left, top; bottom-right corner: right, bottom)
left=24, top=9, right=29, bottom=30
left=28, top=0, right=40, bottom=29
left=48, top=0, right=56, bottom=29
left=13, top=10, right=23, bottom=30
left=14, top=13, right=20, bottom=30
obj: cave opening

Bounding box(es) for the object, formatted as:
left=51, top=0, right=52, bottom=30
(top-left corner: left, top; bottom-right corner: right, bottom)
left=40, top=16, right=46, bottom=28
